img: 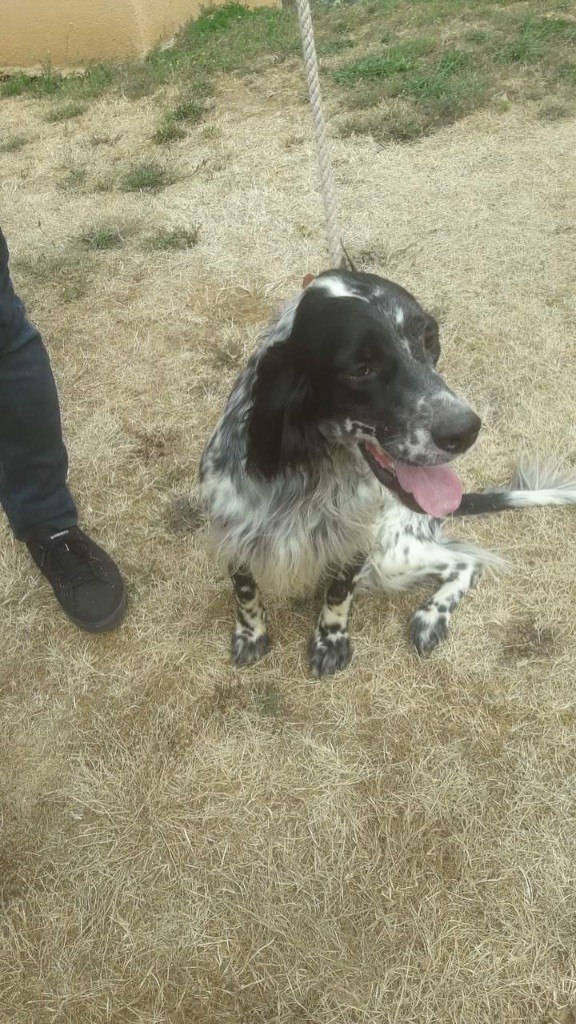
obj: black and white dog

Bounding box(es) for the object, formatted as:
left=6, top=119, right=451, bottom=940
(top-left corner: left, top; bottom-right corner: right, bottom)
left=199, top=270, right=576, bottom=677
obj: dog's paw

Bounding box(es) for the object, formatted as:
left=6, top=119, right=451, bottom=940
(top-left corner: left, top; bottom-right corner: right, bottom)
left=231, top=630, right=270, bottom=667
left=308, top=631, right=352, bottom=678
left=409, top=605, right=450, bottom=655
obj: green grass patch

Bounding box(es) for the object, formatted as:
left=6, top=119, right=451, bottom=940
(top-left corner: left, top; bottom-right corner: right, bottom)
left=172, top=97, right=206, bottom=123
left=1, top=67, right=62, bottom=97
left=75, top=63, right=116, bottom=98
left=80, top=225, right=125, bottom=250
left=337, top=41, right=486, bottom=136
left=331, top=2, right=576, bottom=140
left=45, top=101, right=86, bottom=122
left=335, top=39, right=434, bottom=84
left=0, top=134, right=28, bottom=153
left=153, top=93, right=207, bottom=144
left=152, top=119, right=186, bottom=144
left=498, top=15, right=576, bottom=65
left=1, top=62, right=115, bottom=101
left=118, top=62, right=165, bottom=99
left=172, top=3, right=300, bottom=71
left=145, top=227, right=200, bottom=250
left=119, top=161, right=176, bottom=192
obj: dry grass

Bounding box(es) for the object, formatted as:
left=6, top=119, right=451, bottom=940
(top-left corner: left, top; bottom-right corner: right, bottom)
left=1, top=54, right=576, bottom=1024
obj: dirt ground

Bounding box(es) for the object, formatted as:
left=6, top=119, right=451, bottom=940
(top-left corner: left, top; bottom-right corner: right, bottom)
left=1, top=62, right=576, bottom=1024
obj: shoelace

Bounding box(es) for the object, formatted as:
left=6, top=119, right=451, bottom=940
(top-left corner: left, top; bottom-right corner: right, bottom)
left=40, top=532, right=106, bottom=591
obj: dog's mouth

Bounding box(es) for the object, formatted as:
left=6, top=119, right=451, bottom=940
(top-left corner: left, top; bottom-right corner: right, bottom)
left=360, top=442, right=463, bottom=516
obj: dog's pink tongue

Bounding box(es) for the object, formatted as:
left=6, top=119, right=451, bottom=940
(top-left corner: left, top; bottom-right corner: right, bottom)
left=395, top=462, right=462, bottom=516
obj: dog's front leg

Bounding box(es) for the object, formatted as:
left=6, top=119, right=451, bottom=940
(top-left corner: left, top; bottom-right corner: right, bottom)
left=309, top=557, right=365, bottom=678
left=409, top=558, right=482, bottom=655
left=230, top=566, right=270, bottom=667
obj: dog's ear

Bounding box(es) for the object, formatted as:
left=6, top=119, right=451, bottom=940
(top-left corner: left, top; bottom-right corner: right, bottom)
left=246, top=341, right=324, bottom=479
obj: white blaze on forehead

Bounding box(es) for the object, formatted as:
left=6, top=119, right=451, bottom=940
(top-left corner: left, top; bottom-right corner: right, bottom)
left=310, top=275, right=369, bottom=301
left=394, top=307, right=405, bottom=326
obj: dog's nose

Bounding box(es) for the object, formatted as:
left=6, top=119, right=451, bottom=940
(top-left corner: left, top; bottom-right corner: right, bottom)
left=432, top=409, right=481, bottom=455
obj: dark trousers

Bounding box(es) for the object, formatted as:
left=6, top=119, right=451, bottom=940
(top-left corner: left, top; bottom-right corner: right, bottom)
left=0, top=229, right=77, bottom=540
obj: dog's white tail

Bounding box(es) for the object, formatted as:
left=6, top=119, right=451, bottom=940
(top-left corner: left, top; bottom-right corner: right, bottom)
left=454, top=455, right=576, bottom=517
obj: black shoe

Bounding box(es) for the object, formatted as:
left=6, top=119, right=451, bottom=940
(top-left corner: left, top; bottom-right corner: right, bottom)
left=26, top=526, right=127, bottom=633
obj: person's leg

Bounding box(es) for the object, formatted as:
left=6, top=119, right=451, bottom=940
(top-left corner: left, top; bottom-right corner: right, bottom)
left=0, top=227, right=77, bottom=538
left=0, top=227, right=126, bottom=631
left=0, top=333, right=78, bottom=539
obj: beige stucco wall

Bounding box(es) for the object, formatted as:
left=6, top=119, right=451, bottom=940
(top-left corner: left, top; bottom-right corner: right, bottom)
left=0, top=0, right=277, bottom=71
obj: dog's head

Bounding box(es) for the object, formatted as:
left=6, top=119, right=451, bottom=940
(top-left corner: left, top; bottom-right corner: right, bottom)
left=246, top=270, right=481, bottom=516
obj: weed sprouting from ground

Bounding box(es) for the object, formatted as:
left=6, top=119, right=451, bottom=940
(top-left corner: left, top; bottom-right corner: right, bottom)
left=152, top=119, right=187, bottom=145
left=153, top=89, right=210, bottom=144
left=119, top=161, right=176, bottom=192
left=172, top=97, right=206, bottom=123
left=79, top=225, right=126, bottom=250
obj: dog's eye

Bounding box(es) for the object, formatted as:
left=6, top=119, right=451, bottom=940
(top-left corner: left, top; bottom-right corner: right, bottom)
left=423, top=332, right=436, bottom=350
left=345, top=364, right=374, bottom=380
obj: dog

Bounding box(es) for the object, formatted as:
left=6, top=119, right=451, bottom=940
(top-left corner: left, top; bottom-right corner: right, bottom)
left=199, top=269, right=576, bottom=677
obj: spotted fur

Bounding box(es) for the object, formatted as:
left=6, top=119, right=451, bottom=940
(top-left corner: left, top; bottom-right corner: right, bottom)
left=230, top=568, right=270, bottom=666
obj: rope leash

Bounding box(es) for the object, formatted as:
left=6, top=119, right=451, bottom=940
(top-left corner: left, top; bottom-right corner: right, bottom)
left=295, top=0, right=344, bottom=269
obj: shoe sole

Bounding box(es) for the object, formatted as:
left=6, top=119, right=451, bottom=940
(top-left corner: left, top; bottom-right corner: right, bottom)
left=66, top=587, right=128, bottom=633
